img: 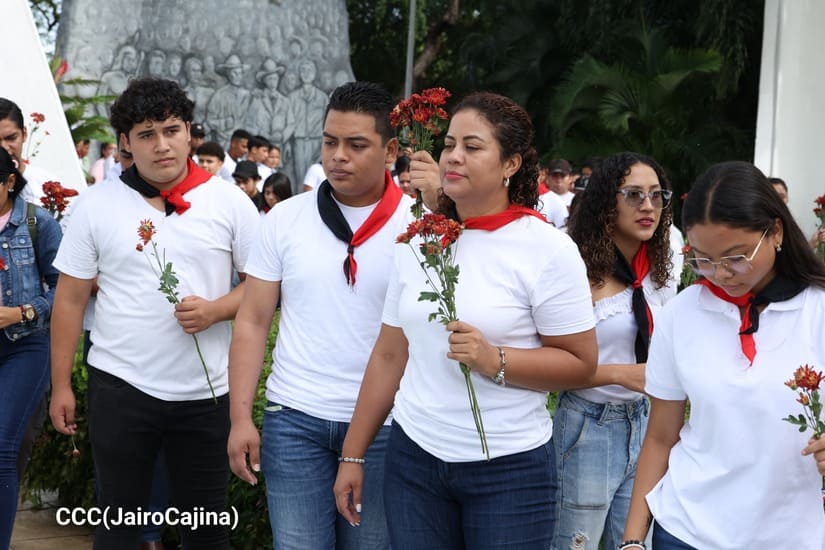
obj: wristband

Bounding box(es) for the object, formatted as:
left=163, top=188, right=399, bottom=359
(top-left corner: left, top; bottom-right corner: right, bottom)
left=617, top=541, right=646, bottom=550
left=338, top=456, right=365, bottom=464
left=492, top=346, right=506, bottom=386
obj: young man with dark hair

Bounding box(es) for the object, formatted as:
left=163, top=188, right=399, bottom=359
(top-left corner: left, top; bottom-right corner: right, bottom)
left=228, top=81, right=409, bottom=549
left=232, top=160, right=264, bottom=209
left=49, top=77, right=259, bottom=549
left=218, top=128, right=251, bottom=182
left=189, top=121, right=206, bottom=159
left=247, top=134, right=273, bottom=183
left=196, top=141, right=227, bottom=179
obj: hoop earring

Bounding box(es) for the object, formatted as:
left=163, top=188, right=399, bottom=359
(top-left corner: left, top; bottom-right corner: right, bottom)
left=503, top=177, right=510, bottom=187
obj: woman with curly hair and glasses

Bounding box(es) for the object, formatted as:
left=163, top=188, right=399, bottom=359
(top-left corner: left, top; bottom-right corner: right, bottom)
left=333, top=92, right=598, bottom=549
left=622, top=161, right=825, bottom=549
left=553, top=152, right=676, bottom=550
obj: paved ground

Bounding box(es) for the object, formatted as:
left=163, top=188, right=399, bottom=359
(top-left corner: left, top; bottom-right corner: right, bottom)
left=11, top=497, right=93, bottom=550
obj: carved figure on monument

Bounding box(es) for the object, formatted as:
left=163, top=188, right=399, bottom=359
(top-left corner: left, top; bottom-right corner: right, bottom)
left=206, top=54, right=252, bottom=145
left=246, top=59, right=294, bottom=149
left=144, top=49, right=166, bottom=78
left=202, top=55, right=227, bottom=88
left=56, top=0, right=357, bottom=195
left=95, top=44, right=140, bottom=116
left=167, top=53, right=184, bottom=86
left=288, top=59, right=327, bottom=192
left=182, top=56, right=214, bottom=132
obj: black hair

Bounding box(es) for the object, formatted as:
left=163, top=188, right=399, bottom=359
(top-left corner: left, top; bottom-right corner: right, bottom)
left=568, top=152, right=673, bottom=289
left=263, top=172, right=293, bottom=203
left=0, top=98, right=24, bottom=130
left=768, top=176, right=788, bottom=192
left=270, top=144, right=281, bottom=153
left=248, top=135, right=271, bottom=150
left=683, top=161, right=825, bottom=288
left=395, top=155, right=411, bottom=174
left=324, top=81, right=395, bottom=143
left=196, top=141, right=225, bottom=162
left=0, top=147, right=27, bottom=198
left=437, top=92, right=539, bottom=212
left=109, top=78, right=194, bottom=138
left=99, top=141, right=115, bottom=156
left=231, top=129, right=251, bottom=142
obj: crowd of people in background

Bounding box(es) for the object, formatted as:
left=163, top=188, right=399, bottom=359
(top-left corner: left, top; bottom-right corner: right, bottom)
left=0, top=70, right=824, bottom=550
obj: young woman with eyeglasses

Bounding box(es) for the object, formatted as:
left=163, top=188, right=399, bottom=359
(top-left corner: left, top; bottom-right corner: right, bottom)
left=621, top=161, right=825, bottom=550
left=553, top=152, right=676, bottom=550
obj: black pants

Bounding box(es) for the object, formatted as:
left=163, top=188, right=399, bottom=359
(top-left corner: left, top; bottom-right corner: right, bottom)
left=87, top=367, right=230, bottom=550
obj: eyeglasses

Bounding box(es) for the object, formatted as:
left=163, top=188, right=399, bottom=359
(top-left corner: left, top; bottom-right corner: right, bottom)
left=616, top=188, right=673, bottom=209
left=686, top=229, right=769, bottom=277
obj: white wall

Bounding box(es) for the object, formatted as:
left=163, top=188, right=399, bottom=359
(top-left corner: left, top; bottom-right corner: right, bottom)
left=754, top=0, right=824, bottom=237
left=1, top=0, right=86, bottom=192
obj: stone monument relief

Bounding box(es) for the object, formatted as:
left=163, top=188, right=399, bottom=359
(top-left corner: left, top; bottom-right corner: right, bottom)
left=56, top=0, right=355, bottom=188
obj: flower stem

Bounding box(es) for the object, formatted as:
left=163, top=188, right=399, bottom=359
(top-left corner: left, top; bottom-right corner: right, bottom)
left=460, top=362, right=489, bottom=460
left=191, top=333, right=217, bottom=404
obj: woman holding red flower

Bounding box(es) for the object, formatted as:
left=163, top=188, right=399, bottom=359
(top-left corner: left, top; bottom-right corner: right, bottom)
left=0, top=147, right=62, bottom=548
left=335, top=92, right=597, bottom=549
left=622, top=162, right=825, bottom=549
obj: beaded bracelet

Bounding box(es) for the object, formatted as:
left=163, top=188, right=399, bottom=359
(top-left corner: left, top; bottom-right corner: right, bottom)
left=617, top=541, right=646, bottom=550
left=338, top=456, right=366, bottom=464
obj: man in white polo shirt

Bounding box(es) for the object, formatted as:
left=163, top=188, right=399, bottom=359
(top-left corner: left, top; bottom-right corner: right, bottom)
left=228, top=81, right=411, bottom=549
left=49, top=78, right=259, bottom=549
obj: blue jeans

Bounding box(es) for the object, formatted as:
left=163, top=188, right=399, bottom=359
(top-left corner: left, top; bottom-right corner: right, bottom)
left=0, top=331, right=50, bottom=548
left=652, top=522, right=698, bottom=549
left=261, top=404, right=390, bottom=550
left=550, top=391, right=648, bottom=550
left=384, top=421, right=554, bottom=550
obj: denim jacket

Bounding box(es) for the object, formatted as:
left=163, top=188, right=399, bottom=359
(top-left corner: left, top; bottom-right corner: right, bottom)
left=1, top=196, right=62, bottom=341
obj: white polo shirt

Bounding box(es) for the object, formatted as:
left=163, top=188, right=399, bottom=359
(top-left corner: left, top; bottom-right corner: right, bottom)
left=538, top=190, right=569, bottom=230
left=384, top=216, right=595, bottom=461
left=645, top=284, right=825, bottom=548
left=245, top=189, right=414, bottom=423
left=54, top=176, right=259, bottom=401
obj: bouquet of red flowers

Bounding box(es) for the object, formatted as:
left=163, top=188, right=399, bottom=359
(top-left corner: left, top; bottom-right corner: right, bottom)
left=40, top=180, right=79, bottom=222
left=390, top=87, right=451, bottom=218
left=814, top=195, right=825, bottom=262
left=136, top=219, right=216, bottom=403
left=783, top=364, right=825, bottom=438
left=397, top=213, right=489, bottom=459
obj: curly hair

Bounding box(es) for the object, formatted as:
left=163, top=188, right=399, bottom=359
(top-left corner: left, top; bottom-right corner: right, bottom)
left=436, top=92, right=539, bottom=213
left=567, top=152, right=673, bottom=289
left=109, top=78, right=194, bottom=138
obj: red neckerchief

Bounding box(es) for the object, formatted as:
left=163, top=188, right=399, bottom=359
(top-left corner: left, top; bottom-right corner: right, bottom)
left=538, top=181, right=550, bottom=195
left=462, top=204, right=547, bottom=231
left=696, top=279, right=756, bottom=364
left=158, top=158, right=212, bottom=215
left=631, top=242, right=654, bottom=337
left=317, top=171, right=404, bottom=287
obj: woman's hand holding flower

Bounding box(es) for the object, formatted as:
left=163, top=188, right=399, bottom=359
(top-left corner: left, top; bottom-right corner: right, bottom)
left=446, top=320, right=499, bottom=378
left=409, top=150, right=442, bottom=211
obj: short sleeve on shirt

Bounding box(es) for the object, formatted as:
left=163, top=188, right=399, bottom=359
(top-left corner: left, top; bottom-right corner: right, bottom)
left=53, top=189, right=99, bottom=279
left=531, top=238, right=595, bottom=336
left=245, top=205, right=283, bottom=282
left=645, top=300, right=687, bottom=400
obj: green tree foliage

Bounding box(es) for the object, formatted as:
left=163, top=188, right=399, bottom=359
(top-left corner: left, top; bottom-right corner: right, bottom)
left=347, top=0, right=764, bottom=196
left=549, top=21, right=748, bottom=203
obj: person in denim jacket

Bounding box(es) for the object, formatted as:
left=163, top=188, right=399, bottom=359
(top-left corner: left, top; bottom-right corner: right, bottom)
left=0, top=146, right=62, bottom=548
